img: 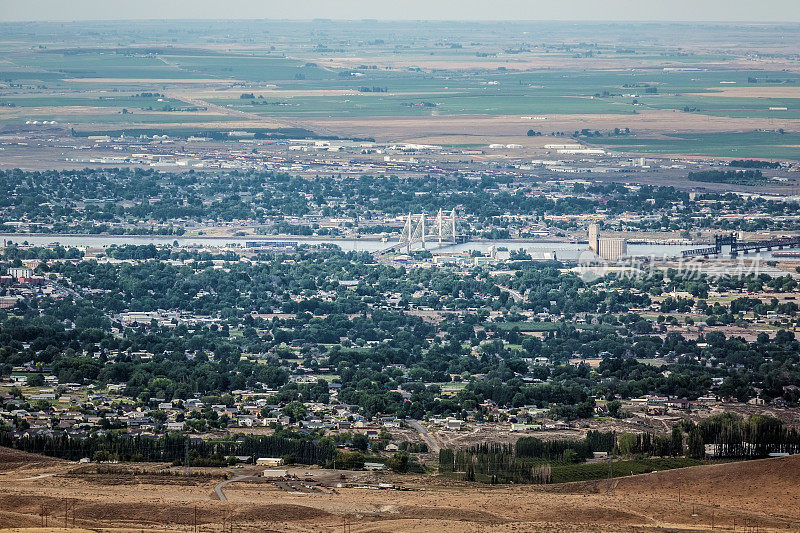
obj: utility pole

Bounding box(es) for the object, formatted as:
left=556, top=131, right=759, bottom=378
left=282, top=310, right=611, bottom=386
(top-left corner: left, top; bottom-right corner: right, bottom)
left=39, top=503, right=49, bottom=527
left=61, top=498, right=75, bottom=529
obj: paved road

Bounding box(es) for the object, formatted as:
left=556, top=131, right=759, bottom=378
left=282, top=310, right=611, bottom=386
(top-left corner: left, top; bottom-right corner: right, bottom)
left=408, top=419, right=440, bottom=454
left=213, top=473, right=249, bottom=501
left=496, top=283, right=524, bottom=302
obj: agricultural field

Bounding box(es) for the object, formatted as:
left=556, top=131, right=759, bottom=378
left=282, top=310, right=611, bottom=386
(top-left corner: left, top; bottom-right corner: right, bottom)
left=0, top=20, right=798, bottom=158
left=595, top=131, right=800, bottom=159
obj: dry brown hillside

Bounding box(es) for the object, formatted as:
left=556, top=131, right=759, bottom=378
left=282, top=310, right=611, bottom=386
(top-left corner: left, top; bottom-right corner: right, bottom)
left=0, top=447, right=64, bottom=472
left=615, top=454, right=800, bottom=520
left=1, top=447, right=799, bottom=532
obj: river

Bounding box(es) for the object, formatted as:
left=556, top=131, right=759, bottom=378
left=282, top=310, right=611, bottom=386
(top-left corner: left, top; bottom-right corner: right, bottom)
left=0, top=234, right=786, bottom=260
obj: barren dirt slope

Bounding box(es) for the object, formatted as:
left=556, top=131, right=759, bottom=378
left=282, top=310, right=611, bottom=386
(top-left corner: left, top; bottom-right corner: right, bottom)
left=1, top=447, right=799, bottom=532
left=614, top=454, right=800, bottom=519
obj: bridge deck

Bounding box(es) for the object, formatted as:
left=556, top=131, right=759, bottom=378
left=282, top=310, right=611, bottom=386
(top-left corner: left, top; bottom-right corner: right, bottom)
left=682, top=236, right=800, bottom=258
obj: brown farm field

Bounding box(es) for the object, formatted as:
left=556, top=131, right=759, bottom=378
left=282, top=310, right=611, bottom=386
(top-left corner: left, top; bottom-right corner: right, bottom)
left=293, top=110, right=800, bottom=143
left=1, top=446, right=800, bottom=532
left=689, top=86, right=800, bottom=98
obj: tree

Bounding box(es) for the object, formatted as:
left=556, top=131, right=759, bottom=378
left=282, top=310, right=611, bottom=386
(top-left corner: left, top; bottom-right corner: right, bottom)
left=93, top=450, right=112, bottom=463
left=607, top=400, right=622, bottom=418
left=617, top=433, right=637, bottom=456
left=464, top=462, right=475, bottom=482
left=438, top=449, right=455, bottom=472
left=351, top=433, right=369, bottom=451
left=670, top=426, right=684, bottom=456
left=562, top=449, right=579, bottom=464
left=334, top=451, right=364, bottom=470
left=281, top=401, right=307, bottom=422
left=687, top=428, right=705, bottom=459
left=386, top=451, right=409, bottom=473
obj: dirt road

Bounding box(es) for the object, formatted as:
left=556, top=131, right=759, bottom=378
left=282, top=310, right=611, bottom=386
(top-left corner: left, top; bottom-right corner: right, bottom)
left=213, top=473, right=250, bottom=501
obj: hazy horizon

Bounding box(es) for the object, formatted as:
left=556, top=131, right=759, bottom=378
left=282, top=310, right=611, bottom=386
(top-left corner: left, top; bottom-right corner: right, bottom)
left=2, top=0, right=800, bottom=23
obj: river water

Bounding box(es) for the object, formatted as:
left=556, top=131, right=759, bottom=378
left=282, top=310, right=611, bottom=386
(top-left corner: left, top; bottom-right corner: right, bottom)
left=1, top=234, right=784, bottom=260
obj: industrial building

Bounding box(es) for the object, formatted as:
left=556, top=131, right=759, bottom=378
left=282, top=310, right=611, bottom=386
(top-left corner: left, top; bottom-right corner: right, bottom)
left=587, top=223, right=626, bottom=261
left=597, top=238, right=627, bottom=261
left=588, top=223, right=600, bottom=253
left=256, top=457, right=284, bottom=467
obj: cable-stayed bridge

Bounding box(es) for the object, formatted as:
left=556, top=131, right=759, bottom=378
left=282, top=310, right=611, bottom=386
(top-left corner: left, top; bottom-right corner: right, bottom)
left=389, top=209, right=459, bottom=253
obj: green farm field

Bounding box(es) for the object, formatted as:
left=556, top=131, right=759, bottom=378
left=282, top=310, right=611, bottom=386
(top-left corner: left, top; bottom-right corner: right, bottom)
left=0, top=20, right=798, bottom=158
left=594, top=131, right=800, bottom=160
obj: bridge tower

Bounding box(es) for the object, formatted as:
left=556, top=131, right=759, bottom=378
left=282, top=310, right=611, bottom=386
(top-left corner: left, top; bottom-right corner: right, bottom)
left=399, top=209, right=458, bottom=252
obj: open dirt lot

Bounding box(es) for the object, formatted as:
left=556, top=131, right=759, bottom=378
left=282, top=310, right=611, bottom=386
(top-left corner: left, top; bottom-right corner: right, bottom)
left=2, top=446, right=800, bottom=532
